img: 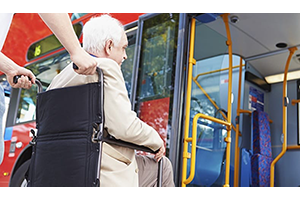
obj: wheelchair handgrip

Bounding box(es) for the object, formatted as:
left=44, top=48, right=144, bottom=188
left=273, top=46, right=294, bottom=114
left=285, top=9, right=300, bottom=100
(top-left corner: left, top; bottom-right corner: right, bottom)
left=73, top=63, right=79, bottom=70
left=13, top=75, right=43, bottom=93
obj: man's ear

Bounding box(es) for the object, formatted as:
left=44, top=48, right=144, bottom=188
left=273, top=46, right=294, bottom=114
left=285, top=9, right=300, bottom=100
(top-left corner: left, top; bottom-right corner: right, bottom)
left=105, top=39, right=113, bottom=55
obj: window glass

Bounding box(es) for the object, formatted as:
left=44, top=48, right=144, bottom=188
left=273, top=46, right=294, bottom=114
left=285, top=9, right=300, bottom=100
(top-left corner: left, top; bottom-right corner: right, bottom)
left=27, top=23, right=82, bottom=61
left=16, top=52, right=71, bottom=124
left=135, top=13, right=179, bottom=156
left=187, top=16, right=245, bottom=187
left=16, top=86, right=37, bottom=123
left=71, top=13, right=88, bottom=21
left=191, top=54, right=244, bottom=149
left=121, top=28, right=137, bottom=98
left=136, top=14, right=178, bottom=101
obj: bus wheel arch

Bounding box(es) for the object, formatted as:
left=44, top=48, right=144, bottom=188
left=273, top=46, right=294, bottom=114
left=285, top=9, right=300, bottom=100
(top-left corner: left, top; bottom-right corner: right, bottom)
left=9, top=145, right=32, bottom=187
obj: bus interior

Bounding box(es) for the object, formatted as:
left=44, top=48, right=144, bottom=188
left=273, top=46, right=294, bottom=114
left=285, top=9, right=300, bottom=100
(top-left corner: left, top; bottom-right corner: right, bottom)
left=183, top=13, right=300, bottom=187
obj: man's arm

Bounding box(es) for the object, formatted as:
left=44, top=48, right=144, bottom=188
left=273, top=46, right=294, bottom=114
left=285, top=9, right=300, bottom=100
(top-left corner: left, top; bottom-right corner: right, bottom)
left=38, top=13, right=97, bottom=75
left=99, top=59, right=164, bottom=152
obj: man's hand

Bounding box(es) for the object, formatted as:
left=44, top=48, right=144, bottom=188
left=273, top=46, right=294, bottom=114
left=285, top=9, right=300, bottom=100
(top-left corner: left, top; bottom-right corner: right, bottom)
left=70, top=48, right=97, bottom=75
left=0, top=52, right=35, bottom=89
left=154, top=145, right=165, bottom=162
left=7, top=67, right=36, bottom=89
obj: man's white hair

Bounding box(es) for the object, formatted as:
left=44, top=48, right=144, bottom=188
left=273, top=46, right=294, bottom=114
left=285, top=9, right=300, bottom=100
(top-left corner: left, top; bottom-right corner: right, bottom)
left=82, top=14, right=124, bottom=55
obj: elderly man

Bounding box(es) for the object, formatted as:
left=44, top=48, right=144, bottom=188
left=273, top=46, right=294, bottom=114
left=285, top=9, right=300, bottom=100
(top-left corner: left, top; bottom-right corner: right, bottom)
left=47, top=15, right=174, bottom=187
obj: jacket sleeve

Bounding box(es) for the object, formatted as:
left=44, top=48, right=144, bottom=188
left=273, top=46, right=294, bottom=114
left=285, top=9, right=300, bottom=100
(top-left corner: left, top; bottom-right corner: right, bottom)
left=99, top=58, right=163, bottom=151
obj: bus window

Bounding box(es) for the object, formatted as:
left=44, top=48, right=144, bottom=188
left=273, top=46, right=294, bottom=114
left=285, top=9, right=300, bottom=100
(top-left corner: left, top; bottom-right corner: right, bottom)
left=122, top=27, right=137, bottom=99
left=191, top=55, right=243, bottom=150
left=137, top=14, right=178, bottom=101
left=71, top=13, right=88, bottom=21
left=16, top=87, right=37, bottom=123
left=16, top=52, right=71, bottom=124
left=190, top=20, right=229, bottom=154
left=135, top=13, right=179, bottom=155
left=27, top=23, right=82, bottom=61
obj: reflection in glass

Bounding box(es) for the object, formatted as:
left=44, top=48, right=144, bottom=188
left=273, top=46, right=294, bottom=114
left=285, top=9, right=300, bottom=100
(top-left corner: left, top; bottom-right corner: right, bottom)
left=135, top=14, right=179, bottom=156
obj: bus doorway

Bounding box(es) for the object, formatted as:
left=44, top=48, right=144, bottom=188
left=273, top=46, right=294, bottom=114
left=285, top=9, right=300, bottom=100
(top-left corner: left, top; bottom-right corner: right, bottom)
left=181, top=14, right=245, bottom=187
left=180, top=13, right=300, bottom=187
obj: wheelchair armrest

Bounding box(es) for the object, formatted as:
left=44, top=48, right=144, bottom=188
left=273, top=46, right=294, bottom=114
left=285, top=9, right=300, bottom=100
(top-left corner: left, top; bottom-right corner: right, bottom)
left=102, top=131, right=159, bottom=154
left=102, top=131, right=163, bottom=187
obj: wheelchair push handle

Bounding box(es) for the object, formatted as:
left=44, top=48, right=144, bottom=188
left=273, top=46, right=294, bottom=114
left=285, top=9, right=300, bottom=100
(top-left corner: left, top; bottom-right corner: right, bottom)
left=73, top=52, right=97, bottom=70
left=73, top=63, right=78, bottom=70
left=13, top=75, right=43, bottom=93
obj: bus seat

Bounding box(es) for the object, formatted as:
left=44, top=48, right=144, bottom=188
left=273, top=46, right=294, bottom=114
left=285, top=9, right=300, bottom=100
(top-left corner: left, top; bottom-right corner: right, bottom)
left=190, top=147, right=225, bottom=186
left=187, top=124, right=226, bottom=187
left=251, top=154, right=272, bottom=187
left=252, top=110, right=272, bottom=157
left=251, top=110, right=272, bottom=187
left=240, top=148, right=252, bottom=187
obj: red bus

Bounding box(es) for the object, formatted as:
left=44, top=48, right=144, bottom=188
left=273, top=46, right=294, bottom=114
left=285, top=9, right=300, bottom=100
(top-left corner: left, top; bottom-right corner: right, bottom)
left=1, top=13, right=300, bottom=187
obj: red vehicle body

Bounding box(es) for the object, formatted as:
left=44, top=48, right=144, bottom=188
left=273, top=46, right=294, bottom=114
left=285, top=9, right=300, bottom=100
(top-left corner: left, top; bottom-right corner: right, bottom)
left=1, top=13, right=143, bottom=68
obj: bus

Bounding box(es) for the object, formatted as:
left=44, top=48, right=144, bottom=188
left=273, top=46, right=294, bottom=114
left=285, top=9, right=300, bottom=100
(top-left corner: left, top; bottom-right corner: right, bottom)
left=1, top=13, right=300, bottom=187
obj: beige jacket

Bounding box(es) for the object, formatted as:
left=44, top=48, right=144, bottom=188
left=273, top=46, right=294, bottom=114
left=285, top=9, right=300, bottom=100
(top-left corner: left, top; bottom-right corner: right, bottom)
left=47, top=58, right=163, bottom=187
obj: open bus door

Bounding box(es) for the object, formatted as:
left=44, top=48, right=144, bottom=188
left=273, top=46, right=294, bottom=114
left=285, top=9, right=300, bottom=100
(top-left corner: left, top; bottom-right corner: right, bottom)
left=181, top=14, right=245, bottom=187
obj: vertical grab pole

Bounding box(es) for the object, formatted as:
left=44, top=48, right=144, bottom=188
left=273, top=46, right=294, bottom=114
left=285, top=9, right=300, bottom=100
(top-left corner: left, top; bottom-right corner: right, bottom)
left=181, top=18, right=196, bottom=187
left=270, top=47, right=297, bottom=187
left=233, top=57, right=243, bottom=187
left=221, top=13, right=233, bottom=187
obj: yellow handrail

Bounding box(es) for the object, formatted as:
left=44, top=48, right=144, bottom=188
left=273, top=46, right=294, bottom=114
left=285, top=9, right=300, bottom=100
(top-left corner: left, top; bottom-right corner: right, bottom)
left=287, top=145, right=300, bottom=150
left=221, top=13, right=233, bottom=187
left=291, top=99, right=300, bottom=106
left=233, top=57, right=243, bottom=187
left=195, top=113, right=231, bottom=127
left=181, top=17, right=196, bottom=187
left=183, top=114, right=199, bottom=185
left=195, top=64, right=245, bottom=80
left=184, top=113, right=231, bottom=185
left=270, top=47, right=297, bottom=187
